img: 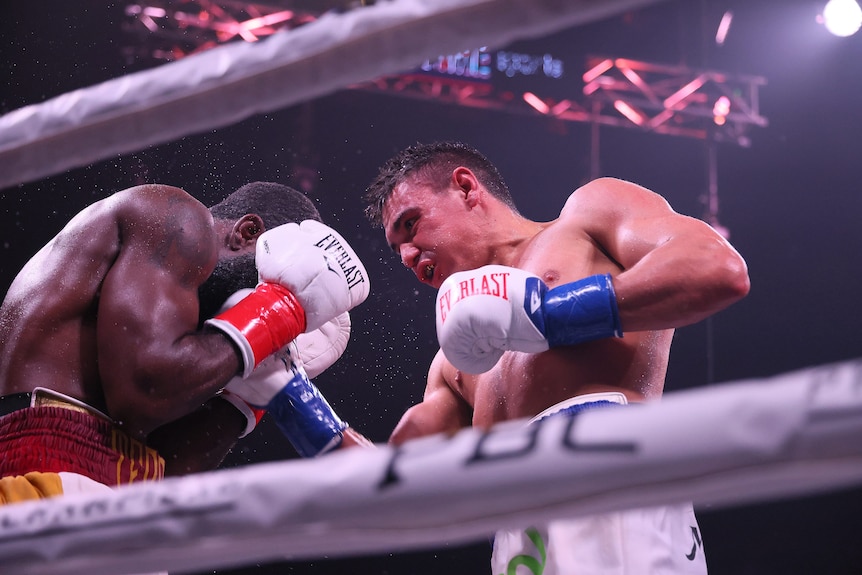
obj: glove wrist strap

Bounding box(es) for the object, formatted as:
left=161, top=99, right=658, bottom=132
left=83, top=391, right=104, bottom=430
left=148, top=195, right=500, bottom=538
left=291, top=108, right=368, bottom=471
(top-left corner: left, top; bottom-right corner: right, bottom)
left=205, top=283, right=306, bottom=377
left=266, top=364, right=347, bottom=457
left=532, top=273, right=623, bottom=347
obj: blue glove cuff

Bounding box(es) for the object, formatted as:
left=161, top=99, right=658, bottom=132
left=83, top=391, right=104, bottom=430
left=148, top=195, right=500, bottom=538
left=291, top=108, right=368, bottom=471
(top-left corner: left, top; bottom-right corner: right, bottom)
left=527, top=273, right=622, bottom=348
left=266, top=364, right=347, bottom=457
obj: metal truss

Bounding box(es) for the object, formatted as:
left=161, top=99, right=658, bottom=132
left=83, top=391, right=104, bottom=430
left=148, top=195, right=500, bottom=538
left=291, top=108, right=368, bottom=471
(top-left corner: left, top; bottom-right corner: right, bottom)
left=580, top=56, right=767, bottom=147
left=121, top=0, right=360, bottom=61
left=355, top=56, right=767, bottom=148
left=120, top=2, right=764, bottom=234
left=121, top=2, right=767, bottom=150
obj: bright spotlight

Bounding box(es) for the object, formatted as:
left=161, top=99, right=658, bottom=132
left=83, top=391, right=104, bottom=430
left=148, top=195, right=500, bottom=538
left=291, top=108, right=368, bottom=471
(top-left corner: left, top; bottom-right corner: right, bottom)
left=821, top=0, right=862, bottom=37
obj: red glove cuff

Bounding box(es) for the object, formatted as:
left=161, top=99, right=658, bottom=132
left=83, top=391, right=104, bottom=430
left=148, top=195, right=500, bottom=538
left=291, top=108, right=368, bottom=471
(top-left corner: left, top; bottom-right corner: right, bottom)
left=210, top=283, right=307, bottom=372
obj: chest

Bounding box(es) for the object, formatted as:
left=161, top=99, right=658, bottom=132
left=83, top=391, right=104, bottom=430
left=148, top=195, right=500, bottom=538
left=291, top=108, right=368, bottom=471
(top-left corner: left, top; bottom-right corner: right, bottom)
left=517, top=227, right=619, bottom=288
left=442, top=228, right=626, bottom=423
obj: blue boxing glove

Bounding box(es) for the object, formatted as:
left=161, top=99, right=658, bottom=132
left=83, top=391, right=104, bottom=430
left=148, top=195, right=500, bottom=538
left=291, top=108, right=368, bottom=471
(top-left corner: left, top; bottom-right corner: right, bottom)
left=435, top=264, right=623, bottom=374
left=221, top=342, right=348, bottom=457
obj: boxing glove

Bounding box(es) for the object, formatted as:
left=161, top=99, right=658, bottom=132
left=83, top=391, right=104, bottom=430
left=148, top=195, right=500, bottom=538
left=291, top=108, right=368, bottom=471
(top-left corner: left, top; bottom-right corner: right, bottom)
left=221, top=343, right=348, bottom=456
left=435, top=265, right=623, bottom=374
left=213, top=289, right=351, bottom=439
left=294, top=310, right=351, bottom=379
left=207, top=220, right=369, bottom=376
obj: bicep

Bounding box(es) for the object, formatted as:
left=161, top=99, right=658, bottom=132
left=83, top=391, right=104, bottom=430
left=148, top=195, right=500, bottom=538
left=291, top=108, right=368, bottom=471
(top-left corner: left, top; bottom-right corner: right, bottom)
left=98, top=256, right=201, bottom=382
left=96, top=250, right=208, bottom=424
left=96, top=199, right=238, bottom=433
left=97, top=187, right=216, bottom=382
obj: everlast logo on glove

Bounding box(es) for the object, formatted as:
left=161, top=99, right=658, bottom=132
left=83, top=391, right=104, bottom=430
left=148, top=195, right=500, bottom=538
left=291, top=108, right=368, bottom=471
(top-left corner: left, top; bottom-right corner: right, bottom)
left=438, top=271, right=510, bottom=323
left=314, top=233, right=367, bottom=293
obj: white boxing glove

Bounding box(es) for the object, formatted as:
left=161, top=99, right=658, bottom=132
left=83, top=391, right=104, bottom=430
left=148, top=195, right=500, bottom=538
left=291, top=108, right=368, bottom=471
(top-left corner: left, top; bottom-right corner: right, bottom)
left=206, top=220, right=369, bottom=376
left=294, top=311, right=351, bottom=379
left=436, top=265, right=622, bottom=374
left=256, top=220, right=369, bottom=332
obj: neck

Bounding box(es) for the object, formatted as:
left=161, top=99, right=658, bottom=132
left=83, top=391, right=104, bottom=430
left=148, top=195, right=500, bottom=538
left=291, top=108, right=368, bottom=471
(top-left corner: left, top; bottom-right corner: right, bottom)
left=483, top=211, right=545, bottom=268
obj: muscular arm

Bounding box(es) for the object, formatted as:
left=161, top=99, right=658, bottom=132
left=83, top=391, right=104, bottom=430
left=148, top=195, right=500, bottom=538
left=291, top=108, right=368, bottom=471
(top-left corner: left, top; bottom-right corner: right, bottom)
left=389, top=351, right=472, bottom=446
left=562, top=177, right=750, bottom=332
left=96, top=186, right=244, bottom=439
left=148, top=396, right=247, bottom=475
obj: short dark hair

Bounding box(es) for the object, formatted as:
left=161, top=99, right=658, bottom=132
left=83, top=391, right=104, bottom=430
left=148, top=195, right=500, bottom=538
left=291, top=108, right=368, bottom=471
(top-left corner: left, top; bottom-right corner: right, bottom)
left=363, top=141, right=517, bottom=227
left=209, top=181, right=322, bottom=228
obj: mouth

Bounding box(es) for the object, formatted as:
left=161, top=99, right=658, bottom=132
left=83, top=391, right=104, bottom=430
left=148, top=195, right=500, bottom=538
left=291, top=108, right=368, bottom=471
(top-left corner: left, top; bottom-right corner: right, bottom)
left=417, top=261, right=435, bottom=283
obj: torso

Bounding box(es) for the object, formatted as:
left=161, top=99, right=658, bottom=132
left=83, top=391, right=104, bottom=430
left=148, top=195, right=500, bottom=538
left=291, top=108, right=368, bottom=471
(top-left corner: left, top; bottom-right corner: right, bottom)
left=442, top=219, right=673, bottom=428
left=0, top=200, right=120, bottom=410
left=0, top=185, right=215, bottom=416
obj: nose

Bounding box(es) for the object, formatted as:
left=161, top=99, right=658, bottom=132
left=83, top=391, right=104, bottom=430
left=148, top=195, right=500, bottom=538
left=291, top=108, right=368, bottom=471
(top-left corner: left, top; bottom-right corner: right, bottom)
left=399, top=243, right=420, bottom=269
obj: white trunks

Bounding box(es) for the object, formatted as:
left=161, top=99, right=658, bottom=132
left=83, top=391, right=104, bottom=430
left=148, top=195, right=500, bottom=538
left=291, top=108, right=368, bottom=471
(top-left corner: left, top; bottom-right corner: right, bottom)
left=491, top=393, right=708, bottom=574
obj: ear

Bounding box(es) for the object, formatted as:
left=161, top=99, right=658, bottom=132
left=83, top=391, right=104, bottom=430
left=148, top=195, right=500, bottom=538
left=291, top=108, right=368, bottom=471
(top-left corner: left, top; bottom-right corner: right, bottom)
left=229, top=214, right=266, bottom=250
left=452, top=167, right=481, bottom=208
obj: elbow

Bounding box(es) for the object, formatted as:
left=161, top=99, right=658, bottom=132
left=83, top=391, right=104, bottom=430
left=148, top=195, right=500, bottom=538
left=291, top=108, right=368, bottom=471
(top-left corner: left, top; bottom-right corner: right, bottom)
left=717, top=249, right=751, bottom=305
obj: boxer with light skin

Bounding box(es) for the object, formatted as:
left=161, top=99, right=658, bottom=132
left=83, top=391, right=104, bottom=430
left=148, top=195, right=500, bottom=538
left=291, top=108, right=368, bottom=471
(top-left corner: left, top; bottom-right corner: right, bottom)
left=0, top=181, right=371, bottom=507
left=364, top=141, right=750, bottom=574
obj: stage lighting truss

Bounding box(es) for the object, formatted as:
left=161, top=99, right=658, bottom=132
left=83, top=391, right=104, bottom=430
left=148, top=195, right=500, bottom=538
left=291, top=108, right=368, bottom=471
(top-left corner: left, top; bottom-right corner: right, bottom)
left=581, top=56, right=768, bottom=146
left=121, top=2, right=767, bottom=147
left=121, top=0, right=356, bottom=61
left=354, top=57, right=767, bottom=146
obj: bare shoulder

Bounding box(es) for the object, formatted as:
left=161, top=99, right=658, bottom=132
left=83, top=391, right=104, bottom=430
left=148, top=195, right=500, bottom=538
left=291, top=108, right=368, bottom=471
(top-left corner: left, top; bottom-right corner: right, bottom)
left=111, top=184, right=214, bottom=244
left=560, top=177, right=673, bottom=221
left=112, top=184, right=210, bottom=223
left=553, top=178, right=688, bottom=263
left=108, top=184, right=217, bottom=284
left=563, top=177, right=670, bottom=211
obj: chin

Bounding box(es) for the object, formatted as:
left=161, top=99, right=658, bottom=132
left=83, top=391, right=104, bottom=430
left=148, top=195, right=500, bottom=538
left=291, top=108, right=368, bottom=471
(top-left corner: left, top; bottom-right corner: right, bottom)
left=197, top=253, right=257, bottom=324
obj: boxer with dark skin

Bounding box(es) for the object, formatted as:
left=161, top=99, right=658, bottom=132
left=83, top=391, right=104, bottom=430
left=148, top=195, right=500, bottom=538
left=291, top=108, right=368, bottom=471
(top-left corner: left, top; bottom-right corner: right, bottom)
left=364, top=141, right=750, bottom=574
left=0, top=182, right=368, bottom=493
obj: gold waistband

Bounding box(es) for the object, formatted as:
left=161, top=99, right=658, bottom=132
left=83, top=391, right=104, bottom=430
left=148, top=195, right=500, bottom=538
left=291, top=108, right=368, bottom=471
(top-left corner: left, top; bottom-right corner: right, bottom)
left=30, top=388, right=113, bottom=423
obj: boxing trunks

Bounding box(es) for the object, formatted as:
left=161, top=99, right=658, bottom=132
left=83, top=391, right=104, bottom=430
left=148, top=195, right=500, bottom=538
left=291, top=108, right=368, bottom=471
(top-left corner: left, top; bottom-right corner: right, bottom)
left=491, top=392, right=709, bottom=575
left=0, top=387, right=164, bottom=504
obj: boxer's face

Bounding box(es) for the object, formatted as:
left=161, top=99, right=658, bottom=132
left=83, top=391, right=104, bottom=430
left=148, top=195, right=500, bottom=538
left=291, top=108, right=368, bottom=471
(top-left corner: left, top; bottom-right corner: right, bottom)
left=383, top=176, right=479, bottom=289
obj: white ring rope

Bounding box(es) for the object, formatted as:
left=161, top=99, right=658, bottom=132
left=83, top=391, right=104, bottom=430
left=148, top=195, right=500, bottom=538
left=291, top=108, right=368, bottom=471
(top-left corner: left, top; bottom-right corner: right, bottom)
left=2, top=358, right=862, bottom=575
left=0, top=0, right=662, bottom=191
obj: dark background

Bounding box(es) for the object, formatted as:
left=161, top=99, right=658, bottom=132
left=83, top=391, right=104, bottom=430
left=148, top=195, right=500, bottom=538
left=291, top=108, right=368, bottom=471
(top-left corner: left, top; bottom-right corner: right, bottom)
left=2, top=1, right=861, bottom=573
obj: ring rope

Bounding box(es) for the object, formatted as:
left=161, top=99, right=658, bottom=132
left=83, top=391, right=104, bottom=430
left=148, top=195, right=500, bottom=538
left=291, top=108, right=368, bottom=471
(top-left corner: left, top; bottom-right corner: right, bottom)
left=1, top=358, right=861, bottom=575
left=0, top=0, right=662, bottom=191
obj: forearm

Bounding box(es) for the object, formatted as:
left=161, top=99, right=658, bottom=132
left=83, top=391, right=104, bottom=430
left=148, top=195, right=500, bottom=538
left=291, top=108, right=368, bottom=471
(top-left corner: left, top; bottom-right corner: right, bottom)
left=148, top=397, right=246, bottom=476
left=613, top=237, right=750, bottom=332
left=112, top=330, right=243, bottom=437
left=389, top=401, right=468, bottom=446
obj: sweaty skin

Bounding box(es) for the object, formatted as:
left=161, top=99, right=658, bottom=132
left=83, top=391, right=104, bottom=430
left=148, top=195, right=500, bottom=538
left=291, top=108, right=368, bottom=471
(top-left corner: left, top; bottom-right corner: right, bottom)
left=0, top=185, right=246, bottom=460
left=383, top=173, right=749, bottom=441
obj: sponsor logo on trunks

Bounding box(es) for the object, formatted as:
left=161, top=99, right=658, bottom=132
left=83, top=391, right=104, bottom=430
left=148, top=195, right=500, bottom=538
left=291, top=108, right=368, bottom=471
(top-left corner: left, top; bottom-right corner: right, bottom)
left=438, top=271, right=509, bottom=323
left=686, top=526, right=703, bottom=561
left=500, top=527, right=546, bottom=575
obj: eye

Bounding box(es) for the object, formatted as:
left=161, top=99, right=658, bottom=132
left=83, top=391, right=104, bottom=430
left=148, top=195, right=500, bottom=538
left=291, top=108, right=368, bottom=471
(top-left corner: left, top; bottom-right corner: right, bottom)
left=404, top=217, right=417, bottom=232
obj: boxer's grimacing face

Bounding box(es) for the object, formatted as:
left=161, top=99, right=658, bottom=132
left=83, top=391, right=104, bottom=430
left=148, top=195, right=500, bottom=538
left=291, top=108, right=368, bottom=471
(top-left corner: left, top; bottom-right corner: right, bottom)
left=383, top=179, right=479, bottom=290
